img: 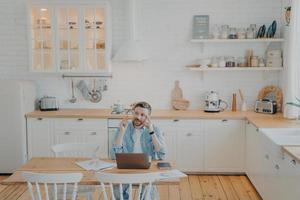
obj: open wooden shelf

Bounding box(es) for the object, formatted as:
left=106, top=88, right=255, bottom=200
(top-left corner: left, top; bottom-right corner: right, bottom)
left=187, top=67, right=283, bottom=71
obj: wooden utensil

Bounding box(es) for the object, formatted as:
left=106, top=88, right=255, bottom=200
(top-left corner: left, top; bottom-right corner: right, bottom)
left=238, top=89, right=244, bottom=101
left=232, top=93, right=237, bottom=112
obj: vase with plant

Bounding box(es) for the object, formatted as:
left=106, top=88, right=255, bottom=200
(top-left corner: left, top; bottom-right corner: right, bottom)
left=285, top=6, right=291, bottom=26
left=286, top=97, right=300, bottom=120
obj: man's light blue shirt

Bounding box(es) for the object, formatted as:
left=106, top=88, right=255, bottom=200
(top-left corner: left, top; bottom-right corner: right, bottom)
left=111, top=121, right=166, bottom=160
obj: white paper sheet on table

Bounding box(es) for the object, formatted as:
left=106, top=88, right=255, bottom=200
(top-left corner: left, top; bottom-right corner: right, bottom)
left=156, top=169, right=187, bottom=180
left=76, top=159, right=116, bottom=171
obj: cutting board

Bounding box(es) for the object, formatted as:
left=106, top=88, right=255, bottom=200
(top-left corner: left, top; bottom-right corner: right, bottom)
left=171, top=80, right=183, bottom=100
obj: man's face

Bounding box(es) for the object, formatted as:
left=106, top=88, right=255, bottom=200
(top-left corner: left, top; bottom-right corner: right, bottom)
left=132, top=106, right=150, bottom=128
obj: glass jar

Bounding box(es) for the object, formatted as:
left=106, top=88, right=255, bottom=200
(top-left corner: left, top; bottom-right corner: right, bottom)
left=237, top=57, right=246, bottom=67
left=246, top=27, right=254, bottom=39
left=237, top=28, right=246, bottom=39
left=251, top=56, right=259, bottom=67
left=211, top=24, right=220, bottom=39
left=250, top=24, right=257, bottom=38
left=220, top=25, right=229, bottom=39
left=258, top=57, right=265, bottom=67
left=218, top=56, right=226, bottom=67
left=225, top=56, right=236, bottom=67
left=228, top=27, right=237, bottom=39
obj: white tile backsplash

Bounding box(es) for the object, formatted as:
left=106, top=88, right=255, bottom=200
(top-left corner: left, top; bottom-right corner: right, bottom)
left=0, top=0, right=283, bottom=109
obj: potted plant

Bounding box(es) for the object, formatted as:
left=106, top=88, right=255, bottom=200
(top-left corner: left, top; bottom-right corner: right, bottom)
left=286, top=97, right=300, bottom=120
left=285, top=6, right=291, bottom=26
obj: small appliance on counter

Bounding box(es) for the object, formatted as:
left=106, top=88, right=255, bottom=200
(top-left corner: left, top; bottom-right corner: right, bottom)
left=255, top=99, right=277, bottom=114
left=204, top=91, right=228, bottom=112
left=39, top=96, right=59, bottom=111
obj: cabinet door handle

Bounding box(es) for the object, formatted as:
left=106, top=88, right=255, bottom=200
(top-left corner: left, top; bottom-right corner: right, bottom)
left=265, top=154, right=269, bottom=159
left=173, top=119, right=179, bottom=122
left=275, top=164, right=280, bottom=170
left=186, top=133, right=192, bottom=137
left=37, top=118, right=43, bottom=121
left=291, top=160, right=297, bottom=165
left=90, top=132, right=97, bottom=135
left=77, top=118, right=83, bottom=121
left=222, top=119, right=228, bottom=122
left=64, top=131, right=70, bottom=135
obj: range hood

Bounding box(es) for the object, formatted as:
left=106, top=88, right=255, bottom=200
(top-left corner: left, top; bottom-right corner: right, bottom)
left=113, top=0, right=147, bottom=62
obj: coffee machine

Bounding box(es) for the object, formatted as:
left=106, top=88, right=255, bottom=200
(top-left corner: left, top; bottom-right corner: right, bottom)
left=204, top=91, right=228, bottom=112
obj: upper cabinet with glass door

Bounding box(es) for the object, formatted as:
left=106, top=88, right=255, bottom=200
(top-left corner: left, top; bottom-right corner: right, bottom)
left=29, top=3, right=111, bottom=73
left=31, top=7, right=55, bottom=72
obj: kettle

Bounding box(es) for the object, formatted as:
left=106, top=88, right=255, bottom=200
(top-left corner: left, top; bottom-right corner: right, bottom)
left=204, top=91, right=228, bottom=112
left=111, top=101, right=125, bottom=114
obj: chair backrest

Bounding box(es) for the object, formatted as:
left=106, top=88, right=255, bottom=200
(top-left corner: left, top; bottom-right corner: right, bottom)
left=22, top=172, right=83, bottom=200
left=51, top=143, right=100, bottom=158
left=95, top=172, right=159, bottom=200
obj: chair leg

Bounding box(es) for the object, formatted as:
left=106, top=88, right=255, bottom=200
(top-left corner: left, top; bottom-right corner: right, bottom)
left=87, top=193, right=93, bottom=200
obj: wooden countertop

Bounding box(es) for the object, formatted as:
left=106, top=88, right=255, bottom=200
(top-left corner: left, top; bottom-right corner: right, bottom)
left=26, top=109, right=300, bottom=129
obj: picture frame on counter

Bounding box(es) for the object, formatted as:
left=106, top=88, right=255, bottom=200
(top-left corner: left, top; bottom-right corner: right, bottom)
left=192, top=15, right=209, bottom=39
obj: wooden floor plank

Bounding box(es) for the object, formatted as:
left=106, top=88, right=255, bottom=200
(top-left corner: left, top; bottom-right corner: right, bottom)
left=158, top=185, right=169, bottom=200
left=179, top=177, right=193, bottom=200
left=189, top=175, right=204, bottom=200
left=239, top=176, right=262, bottom=200
left=229, top=176, right=252, bottom=200
left=218, top=176, right=239, bottom=200
left=0, top=185, right=27, bottom=200
left=0, top=175, right=262, bottom=200
left=199, top=175, right=228, bottom=200
left=169, top=185, right=180, bottom=200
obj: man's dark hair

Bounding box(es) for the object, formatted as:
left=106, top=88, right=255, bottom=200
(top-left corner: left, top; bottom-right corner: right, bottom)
left=133, top=101, right=152, bottom=114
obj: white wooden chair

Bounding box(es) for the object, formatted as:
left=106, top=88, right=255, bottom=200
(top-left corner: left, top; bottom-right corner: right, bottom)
left=95, top=172, right=160, bottom=200
left=52, top=143, right=100, bottom=200
left=51, top=143, right=100, bottom=158
left=22, top=172, right=83, bottom=200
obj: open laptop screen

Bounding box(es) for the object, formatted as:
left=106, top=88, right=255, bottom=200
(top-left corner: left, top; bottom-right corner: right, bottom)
left=115, top=153, right=151, bottom=169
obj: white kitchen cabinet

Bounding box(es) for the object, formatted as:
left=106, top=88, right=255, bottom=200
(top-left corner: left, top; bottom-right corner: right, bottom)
left=204, top=119, right=245, bottom=172
left=154, top=119, right=204, bottom=172
left=176, top=120, right=204, bottom=172
left=29, top=3, right=111, bottom=73
left=53, top=118, right=108, bottom=158
left=27, top=118, right=53, bottom=159
left=281, top=153, right=300, bottom=200
left=245, top=122, right=264, bottom=195
left=27, top=118, right=108, bottom=159
left=152, top=120, right=177, bottom=163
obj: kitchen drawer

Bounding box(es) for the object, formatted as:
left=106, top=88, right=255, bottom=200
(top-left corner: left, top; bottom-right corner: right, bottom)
left=55, top=129, right=105, bottom=136
left=153, top=119, right=203, bottom=131
left=54, top=118, right=107, bottom=130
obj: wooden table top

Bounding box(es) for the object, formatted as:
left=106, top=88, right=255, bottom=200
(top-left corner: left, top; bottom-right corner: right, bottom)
left=1, top=157, right=178, bottom=185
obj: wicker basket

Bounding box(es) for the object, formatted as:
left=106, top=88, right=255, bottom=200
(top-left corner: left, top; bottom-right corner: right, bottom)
left=172, top=99, right=190, bottom=110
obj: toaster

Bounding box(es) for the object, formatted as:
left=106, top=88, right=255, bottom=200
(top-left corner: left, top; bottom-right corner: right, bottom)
left=39, top=96, right=59, bottom=111
left=255, top=99, right=277, bottom=114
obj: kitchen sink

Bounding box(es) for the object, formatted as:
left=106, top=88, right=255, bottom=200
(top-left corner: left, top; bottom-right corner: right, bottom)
left=260, top=128, right=300, bottom=146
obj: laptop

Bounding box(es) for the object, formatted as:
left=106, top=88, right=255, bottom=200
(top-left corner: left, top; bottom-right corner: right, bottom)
left=115, top=153, right=151, bottom=169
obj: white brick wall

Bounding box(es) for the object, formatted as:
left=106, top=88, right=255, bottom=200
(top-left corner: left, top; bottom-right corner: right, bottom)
left=0, top=0, right=284, bottom=110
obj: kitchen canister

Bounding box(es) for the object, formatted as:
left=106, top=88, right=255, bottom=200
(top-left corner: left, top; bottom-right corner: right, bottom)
left=251, top=56, right=259, bottom=67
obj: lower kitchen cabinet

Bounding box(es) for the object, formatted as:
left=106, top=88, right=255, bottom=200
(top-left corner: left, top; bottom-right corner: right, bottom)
left=27, top=118, right=53, bottom=159
left=154, top=119, right=204, bottom=172
left=204, top=119, right=245, bottom=172
left=177, top=128, right=204, bottom=171
left=27, top=117, right=108, bottom=159
left=245, top=122, right=264, bottom=195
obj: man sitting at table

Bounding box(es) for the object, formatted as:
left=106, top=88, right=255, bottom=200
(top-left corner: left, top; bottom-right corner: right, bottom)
left=112, top=101, right=166, bottom=160
left=111, top=101, right=166, bottom=200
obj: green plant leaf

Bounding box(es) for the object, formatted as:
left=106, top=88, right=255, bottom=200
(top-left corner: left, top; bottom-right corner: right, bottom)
left=286, top=102, right=300, bottom=107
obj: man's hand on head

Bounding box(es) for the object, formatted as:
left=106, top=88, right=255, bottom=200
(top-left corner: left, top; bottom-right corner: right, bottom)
left=144, top=115, right=154, bottom=132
